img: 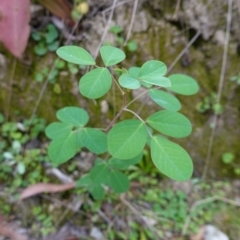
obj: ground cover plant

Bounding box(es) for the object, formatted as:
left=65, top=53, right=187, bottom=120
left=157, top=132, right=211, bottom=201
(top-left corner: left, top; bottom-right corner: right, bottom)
left=45, top=45, right=199, bottom=199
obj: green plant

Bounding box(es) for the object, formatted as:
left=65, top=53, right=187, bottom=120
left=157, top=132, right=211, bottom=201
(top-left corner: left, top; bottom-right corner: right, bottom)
left=196, top=92, right=223, bottom=115
left=0, top=114, right=49, bottom=188
left=221, top=152, right=240, bottom=175
left=31, top=206, right=55, bottom=236
left=45, top=45, right=199, bottom=199
left=230, top=72, right=240, bottom=84
left=32, top=24, right=60, bottom=56
left=109, top=25, right=138, bottom=52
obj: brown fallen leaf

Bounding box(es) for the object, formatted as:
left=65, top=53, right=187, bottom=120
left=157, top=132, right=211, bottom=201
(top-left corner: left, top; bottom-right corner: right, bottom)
left=0, top=214, right=28, bottom=240
left=19, top=182, right=76, bottom=200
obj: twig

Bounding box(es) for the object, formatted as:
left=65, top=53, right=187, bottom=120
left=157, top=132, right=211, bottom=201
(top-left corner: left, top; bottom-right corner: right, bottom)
left=93, top=0, right=118, bottom=59
left=237, top=0, right=240, bottom=18
left=181, top=195, right=240, bottom=235
left=202, top=0, right=233, bottom=179
left=167, top=29, right=201, bottom=74
left=120, top=194, right=162, bottom=240
left=172, top=0, right=181, bottom=20
left=102, top=0, right=134, bottom=14
left=124, top=0, right=139, bottom=45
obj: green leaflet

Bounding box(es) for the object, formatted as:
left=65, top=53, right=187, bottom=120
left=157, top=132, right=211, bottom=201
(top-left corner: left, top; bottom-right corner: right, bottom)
left=57, top=107, right=89, bottom=127
left=80, top=128, right=108, bottom=154
left=45, top=122, right=72, bottom=139
left=148, top=89, right=181, bottom=111
left=119, top=74, right=141, bottom=89
left=108, top=119, right=148, bottom=159
left=151, top=136, right=193, bottom=181
left=48, top=131, right=78, bottom=164
left=147, top=110, right=192, bottom=138
left=90, top=163, right=109, bottom=184
left=168, top=74, right=199, bottom=95
left=79, top=67, right=112, bottom=99
left=128, top=67, right=140, bottom=78
left=56, top=46, right=95, bottom=65
left=106, top=170, right=129, bottom=193
left=76, top=174, right=105, bottom=200
left=100, top=46, right=126, bottom=66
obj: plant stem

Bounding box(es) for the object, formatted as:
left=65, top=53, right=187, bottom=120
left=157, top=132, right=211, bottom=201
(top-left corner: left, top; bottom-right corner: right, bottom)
left=112, top=76, right=125, bottom=95
left=123, top=108, right=145, bottom=123
left=105, top=92, right=126, bottom=131
left=124, top=108, right=153, bottom=137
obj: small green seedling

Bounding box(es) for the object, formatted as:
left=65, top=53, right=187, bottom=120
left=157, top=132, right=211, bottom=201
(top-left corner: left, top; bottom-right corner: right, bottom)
left=221, top=152, right=235, bottom=164
left=196, top=92, right=223, bottom=115
left=109, top=25, right=138, bottom=52
left=230, top=72, right=240, bottom=85
left=32, top=24, right=59, bottom=56
left=45, top=45, right=199, bottom=199
left=221, top=152, right=240, bottom=175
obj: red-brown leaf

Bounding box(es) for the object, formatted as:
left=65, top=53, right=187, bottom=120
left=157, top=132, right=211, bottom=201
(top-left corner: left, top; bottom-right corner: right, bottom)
left=0, top=215, right=28, bottom=240
left=0, top=0, right=30, bottom=58
left=20, top=182, right=76, bottom=200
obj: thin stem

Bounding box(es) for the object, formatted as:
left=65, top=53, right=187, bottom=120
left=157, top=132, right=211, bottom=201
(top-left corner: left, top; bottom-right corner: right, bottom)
left=167, top=29, right=201, bottom=74
left=112, top=76, right=125, bottom=95
left=124, top=0, right=139, bottom=45
left=202, top=0, right=233, bottom=179
left=181, top=195, right=240, bottom=235
left=105, top=92, right=126, bottom=131
left=93, top=0, right=118, bottom=59
left=124, top=108, right=152, bottom=137
left=123, top=108, right=145, bottom=123
left=120, top=194, right=162, bottom=240
left=102, top=0, right=134, bottom=14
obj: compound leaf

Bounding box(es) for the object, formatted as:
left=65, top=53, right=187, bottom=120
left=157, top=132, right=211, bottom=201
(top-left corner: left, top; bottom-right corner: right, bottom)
left=168, top=74, right=199, bottom=95
left=151, top=136, right=193, bottom=181
left=147, top=110, right=192, bottom=138
left=48, top=131, right=78, bottom=164
left=56, top=46, right=95, bottom=65
left=79, top=67, right=112, bottom=99
left=57, top=107, right=89, bottom=127
left=45, top=122, right=72, bottom=139
left=80, top=128, right=108, bottom=154
left=119, top=74, right=141, bottom=89
left=107, top=170, right=130, bottom=193
left=149, top=89, right=181, bottom=111
left=108, top=120, right=147, bottom=159
left=100, top=45, right=126, bottom=66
